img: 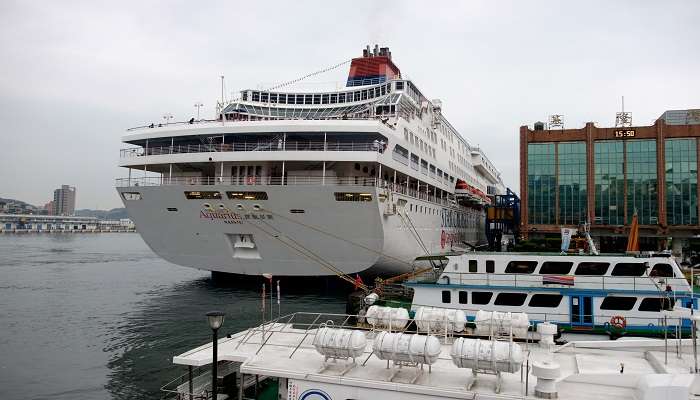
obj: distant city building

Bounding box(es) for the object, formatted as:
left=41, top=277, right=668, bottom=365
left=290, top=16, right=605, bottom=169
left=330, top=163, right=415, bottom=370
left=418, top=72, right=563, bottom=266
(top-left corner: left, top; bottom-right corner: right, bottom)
left=52, top=185, right=76, bottom=216
left=44, top=201, right=54, bottom=215
left=520, top=108, right=700, bottom=252
left=0, top=214, right=135, bottom=233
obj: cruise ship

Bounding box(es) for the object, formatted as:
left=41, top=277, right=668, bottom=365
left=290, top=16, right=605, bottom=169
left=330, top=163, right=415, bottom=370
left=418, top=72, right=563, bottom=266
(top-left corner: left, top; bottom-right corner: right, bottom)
left=116, top=46, right=505, bottom=276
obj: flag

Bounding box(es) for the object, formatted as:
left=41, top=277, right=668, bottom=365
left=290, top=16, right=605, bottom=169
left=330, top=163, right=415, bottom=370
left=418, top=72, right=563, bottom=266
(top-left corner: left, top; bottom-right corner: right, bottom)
left=543, top=275, right=575, bottom=286
left=354, top=274, right=364, bottom=290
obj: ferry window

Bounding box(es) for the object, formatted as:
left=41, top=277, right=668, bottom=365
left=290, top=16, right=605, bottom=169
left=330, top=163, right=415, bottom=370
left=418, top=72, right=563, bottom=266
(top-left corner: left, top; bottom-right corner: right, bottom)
left=252, top=91, right=260, bottom=101
left=441, top=290, right=451, bottom=303
left=539, top=261, right=573, bottom=275
left=361, top=90, right=368, bottom=100
left=650, top=263, right=674, bottom=277
left=184, top=191, right=222, bottom=200
left=528, top=294, right=563, bottom=308
left=330, top=94, right=337, bottom=104
left=600, top=296, right=636, bottom=310
left=354, top=92, right=361, bottom=102
left=304, top=94, right=312, bottom=104
left=638, top=297, right=672, bottom=312
left=575, top=262, right=610, bottom=276
left=468, top=260, right=477, bottom=273
left=334, top=192, right=372, bottom=202
left=471, top=292, right=493, bottom=305
left=458, top=291, right=468, bottom=304
left=505, top=261, right=537, bottom=274
left=486, top=260, right=495, bottom=273
left=121, top=192, right=142, bottom=201
left=277, top=93, right=286, bottom=104
left=321, top=94, right=329, bottom=104
left=261, top=92, right=269, bottom=102
left=297, top=94, right=305, bottom=104
left=226, top=191, right=268, bottom=200
left=313, top=94, right=321, bottom=104
left=338, top=93, right=346, bottom=103
left=494, top=293, right=527, bottom=306
left=395, top=81, right=404, bottom=90
left=611, top=263, right=647, bottom=276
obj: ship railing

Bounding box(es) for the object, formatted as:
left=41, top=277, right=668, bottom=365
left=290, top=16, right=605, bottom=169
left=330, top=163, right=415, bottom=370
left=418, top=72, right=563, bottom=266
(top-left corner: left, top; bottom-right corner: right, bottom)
left=114, top=176, right=458, bottom=207
left=120, top=141, right=382, bottom=157
left=417, top=271, right=691, bottom=292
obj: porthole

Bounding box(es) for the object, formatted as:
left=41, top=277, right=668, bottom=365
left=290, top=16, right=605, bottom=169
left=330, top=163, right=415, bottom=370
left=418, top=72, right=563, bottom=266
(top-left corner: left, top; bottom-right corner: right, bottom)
left=236, top=204, right=244, bottom=210
left=252, top=204, right=261, bottom=211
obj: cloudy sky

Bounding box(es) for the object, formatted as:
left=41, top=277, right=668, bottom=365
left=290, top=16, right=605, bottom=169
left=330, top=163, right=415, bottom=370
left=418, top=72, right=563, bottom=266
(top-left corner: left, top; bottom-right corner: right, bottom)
left=1, top=1, right=698, bottom=209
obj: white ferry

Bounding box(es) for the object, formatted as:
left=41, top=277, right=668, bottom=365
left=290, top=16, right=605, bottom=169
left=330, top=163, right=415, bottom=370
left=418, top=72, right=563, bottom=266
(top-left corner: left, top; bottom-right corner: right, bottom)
left=161, top=310, right=700, bottom=399
left=116, top=46, right=505, bottom=276
left=406, top=252, right=697, bottom=336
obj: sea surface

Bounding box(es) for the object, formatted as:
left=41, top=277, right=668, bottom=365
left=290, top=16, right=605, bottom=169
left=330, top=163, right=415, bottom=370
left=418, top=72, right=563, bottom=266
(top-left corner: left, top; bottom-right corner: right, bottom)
left=0, top=234, right=346, bottom=400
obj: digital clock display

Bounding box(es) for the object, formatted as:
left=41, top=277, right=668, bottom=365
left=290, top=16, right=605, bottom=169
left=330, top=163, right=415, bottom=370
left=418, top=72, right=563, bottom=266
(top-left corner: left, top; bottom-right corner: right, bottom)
left=614, top=129, right=636, bottom=138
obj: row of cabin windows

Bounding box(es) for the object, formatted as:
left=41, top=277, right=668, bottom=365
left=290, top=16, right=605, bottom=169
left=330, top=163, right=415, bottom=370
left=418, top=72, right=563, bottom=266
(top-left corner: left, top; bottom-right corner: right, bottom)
left=459, top=259, right=674, bottom=277
left=246, top=84, right=391, bottom=105
left=599, top=296, right=674, bottom=312
left=442, top=291, right=563, bottom=308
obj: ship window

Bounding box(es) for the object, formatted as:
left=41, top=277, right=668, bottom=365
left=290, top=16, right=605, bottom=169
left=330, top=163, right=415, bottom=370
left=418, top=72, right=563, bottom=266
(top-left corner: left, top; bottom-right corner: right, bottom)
left=338, top=93, right=346, bottom=103
left=458, top=291, right=468, bottom=304
left=313, top=94, right=321, bottom=104
left=297, top=94, right=305, bottom=104
left=277, top=93, right=285, bottom=104
left=354, top=92, right=360, bottom=102
left=611, top=263, right=647, bottom=277
left=471, top=292, right=493, bottom=305
left=269, top=93, right=277, bottom=103
left=122, top=192, right=142, bottom=201
left=304, top=94, right=312, bottom=104
left=539, top=261, right=573, bottom=275
left=330, top=94, right=337, bottom=104
left=575, top=262, right=610, bottom=275
left=227, top=191, right=268, bottom=200
left=650, top=263, right=674, bottom=277
left=321, top=94, right=329, bottom=104
left=494, top=293, right=527, bottom=306
left=600, top=296, right=636, bottom=310
left=486, top=260, right=495, bottom=273
left=468, top=260, right=477, bottom=273
left=395, top=81, right=404, bottom=90
left=334, top=192, right=372, bottom=202
left=528, top=294, right=563, bottom=308
left=252, top=91, right=260, bottom=101
left=441, top=290, right=451, bottom=303
left=290, top=209, right=305, bottom=214
left=166, top=207, right=178, bottom=212
left=184, top=191, right=222, bottom=199
left=260, top=92, right=269, bottom=102
left=638, top=297, right=673, bottom=312
left=505, top=261, right=537, bottom=274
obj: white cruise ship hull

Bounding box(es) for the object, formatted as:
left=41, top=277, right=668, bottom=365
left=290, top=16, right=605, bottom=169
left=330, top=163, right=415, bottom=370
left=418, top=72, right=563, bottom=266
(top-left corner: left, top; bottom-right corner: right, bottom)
left=118, top=184, right=482, bottom=276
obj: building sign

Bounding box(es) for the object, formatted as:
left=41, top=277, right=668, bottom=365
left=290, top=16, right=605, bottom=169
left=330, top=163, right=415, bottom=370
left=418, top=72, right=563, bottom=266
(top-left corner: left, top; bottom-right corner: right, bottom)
left=614, top=129, right=636, bottom=138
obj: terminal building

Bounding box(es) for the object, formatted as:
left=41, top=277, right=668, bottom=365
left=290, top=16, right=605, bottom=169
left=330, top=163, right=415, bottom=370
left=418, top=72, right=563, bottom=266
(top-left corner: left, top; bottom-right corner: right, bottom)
left=520, top=109, right=700, bottom=252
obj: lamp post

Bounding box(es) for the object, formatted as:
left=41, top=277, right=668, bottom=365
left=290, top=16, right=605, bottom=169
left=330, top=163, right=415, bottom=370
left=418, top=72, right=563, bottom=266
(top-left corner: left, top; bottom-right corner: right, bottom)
left=206, top=311, right=225, bottom=400
left=194, top=103, right=204, bottom=120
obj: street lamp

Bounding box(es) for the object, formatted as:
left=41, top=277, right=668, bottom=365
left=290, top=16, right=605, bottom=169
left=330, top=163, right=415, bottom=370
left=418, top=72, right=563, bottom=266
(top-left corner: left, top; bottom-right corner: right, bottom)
left=206, top=311, right=225, bottom=400
left=194, top=103, right=204, bottom=120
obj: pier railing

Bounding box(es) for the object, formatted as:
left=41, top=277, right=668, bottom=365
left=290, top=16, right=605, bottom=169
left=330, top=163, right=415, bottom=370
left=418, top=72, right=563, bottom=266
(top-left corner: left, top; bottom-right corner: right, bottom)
left=120, top=141, right=382, bottom=158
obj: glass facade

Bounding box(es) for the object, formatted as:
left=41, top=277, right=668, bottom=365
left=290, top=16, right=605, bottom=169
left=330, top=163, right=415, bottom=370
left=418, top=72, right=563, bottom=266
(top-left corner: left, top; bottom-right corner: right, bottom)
left=665, top=138, right=698, bottom=225
left=625, top=140, right=657, bottom=225
left=558, top=142, right=587, bottom=224
left=527, top=143, right=556, bottom=224
left=594, top=141, right=625, bottom=225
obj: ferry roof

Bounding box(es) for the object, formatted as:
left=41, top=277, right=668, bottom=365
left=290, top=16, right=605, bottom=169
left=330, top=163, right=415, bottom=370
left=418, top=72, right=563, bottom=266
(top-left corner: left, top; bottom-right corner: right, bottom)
left=172, top=316, right=699, bottom=399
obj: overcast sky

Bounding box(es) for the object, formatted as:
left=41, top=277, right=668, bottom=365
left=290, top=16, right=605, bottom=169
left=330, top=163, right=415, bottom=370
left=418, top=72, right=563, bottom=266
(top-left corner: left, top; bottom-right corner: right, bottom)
left=1, top=1, right=698, bottom=209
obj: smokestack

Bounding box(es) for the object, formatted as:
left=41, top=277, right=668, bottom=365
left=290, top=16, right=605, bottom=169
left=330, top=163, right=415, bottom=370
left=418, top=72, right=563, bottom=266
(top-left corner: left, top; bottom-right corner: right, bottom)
left=373, top=44, right=379, bottom=56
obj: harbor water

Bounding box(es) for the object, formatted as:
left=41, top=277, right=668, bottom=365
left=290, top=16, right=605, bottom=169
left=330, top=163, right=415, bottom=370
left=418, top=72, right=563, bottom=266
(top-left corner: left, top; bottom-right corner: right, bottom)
left=0, top=234, right=346, bottom=400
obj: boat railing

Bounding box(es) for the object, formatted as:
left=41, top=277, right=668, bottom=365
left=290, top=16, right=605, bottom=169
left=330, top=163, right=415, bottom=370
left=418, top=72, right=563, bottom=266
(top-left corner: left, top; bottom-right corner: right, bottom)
left=115, top=176, right=458, bottom=207
left=120, top=140, right=383, bottom=158
left=412, top=271, right=691, bottom=292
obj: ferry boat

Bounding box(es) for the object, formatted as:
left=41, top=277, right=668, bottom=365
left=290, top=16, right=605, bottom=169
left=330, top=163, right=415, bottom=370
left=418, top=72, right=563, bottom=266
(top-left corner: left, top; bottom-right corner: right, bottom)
left=161, top=310, right=700, bottom=399
left=115, top=46, right=505, bottom=276
left=406, top=251, right=698, bottom=336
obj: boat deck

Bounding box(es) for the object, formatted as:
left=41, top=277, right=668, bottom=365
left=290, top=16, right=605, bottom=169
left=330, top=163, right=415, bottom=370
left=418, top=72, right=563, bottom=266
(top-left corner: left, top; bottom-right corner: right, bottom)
left=172, top=316, right=700, bottom=399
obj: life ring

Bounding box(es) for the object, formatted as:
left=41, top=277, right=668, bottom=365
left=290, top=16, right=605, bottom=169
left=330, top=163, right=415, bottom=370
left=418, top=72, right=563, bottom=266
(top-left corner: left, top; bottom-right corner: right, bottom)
left=610, top=315, right=626, bottom=330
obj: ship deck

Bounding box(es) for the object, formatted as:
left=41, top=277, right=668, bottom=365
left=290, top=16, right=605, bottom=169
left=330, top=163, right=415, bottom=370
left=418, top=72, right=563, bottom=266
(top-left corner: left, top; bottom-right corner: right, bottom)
left=172, top=313, right=700, bottom=399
